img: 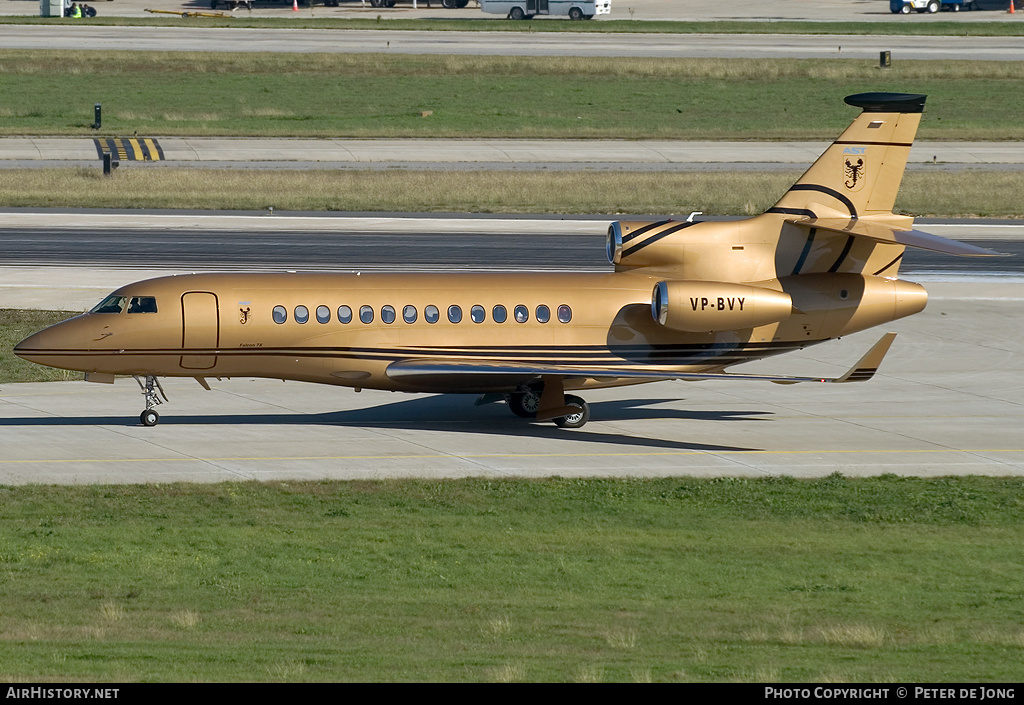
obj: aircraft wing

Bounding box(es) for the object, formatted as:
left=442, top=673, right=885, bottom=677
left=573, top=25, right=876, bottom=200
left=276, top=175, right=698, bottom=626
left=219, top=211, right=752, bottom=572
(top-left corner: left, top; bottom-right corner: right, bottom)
left=788, top=217, right=1003, bottom=257
left=385, top=333, right=898, bottom=387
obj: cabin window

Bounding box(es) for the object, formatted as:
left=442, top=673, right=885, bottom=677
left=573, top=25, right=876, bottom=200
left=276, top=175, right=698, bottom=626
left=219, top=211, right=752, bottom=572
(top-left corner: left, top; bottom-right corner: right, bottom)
left=470, top=305, right=485, bottom=324
left=557, top=304, right=572, bottom=323
left=536, top=305, right=550, bottom=324
left=514, top=305, right=529, bottom=323
left=338, top=305, right=352, bottom=324
left=425, top=305, right=440, bottom=324
left=295, top=306, right=309, bottom=324
left=403, top=305, right=417, bottom=324
left=316, top=305, right=330, bottom=324
left=91, top=295, right=127, bottom=314
left=448, top=305, right=463, bottom=324
left=272, top=305, right=287, bottom=324
left=359, top=305, right=374, bottom=324
left=493, top=305, right=507, bottom=324
left=127, top=296, right=157, bottom=314
left=382, top=305, right=396, bottom=324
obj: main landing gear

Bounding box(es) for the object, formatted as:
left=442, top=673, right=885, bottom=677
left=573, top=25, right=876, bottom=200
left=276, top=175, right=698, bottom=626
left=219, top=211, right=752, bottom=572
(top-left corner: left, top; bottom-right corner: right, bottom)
left=507, top=380, right=591, bottom=429
left=134, top=375, right=167, bottom=426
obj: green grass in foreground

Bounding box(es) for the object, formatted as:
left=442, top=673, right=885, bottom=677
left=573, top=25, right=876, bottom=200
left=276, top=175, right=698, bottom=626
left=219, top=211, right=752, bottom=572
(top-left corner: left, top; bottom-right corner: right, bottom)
left=3, top=167, right=1023, bottom=217
left=0, top=310, right=79, bottom=384
left=1, top=477, right=1023, bottom=682
left=6, top=16, right=1024, bottom=36
left=1, top=52, right=1023, bottom=139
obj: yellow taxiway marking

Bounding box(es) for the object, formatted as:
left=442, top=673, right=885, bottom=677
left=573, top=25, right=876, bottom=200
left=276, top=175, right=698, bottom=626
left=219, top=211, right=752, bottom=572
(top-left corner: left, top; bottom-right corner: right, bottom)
left=1, top=449, right=1022, bottom=465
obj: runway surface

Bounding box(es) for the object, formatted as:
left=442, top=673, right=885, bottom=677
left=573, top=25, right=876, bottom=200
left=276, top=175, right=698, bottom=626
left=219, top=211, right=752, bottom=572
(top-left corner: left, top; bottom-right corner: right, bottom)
left=5, top=138, right=1024, bottom=171
left=4, top=25, right=1024, bottom=60
left=0, top=215, right=1020, bottom=273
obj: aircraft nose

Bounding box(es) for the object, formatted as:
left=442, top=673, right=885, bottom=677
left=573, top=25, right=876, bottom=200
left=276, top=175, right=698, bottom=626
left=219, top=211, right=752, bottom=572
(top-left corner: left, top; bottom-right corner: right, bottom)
left=13, top=316, right=89, bottom=368
left=14, top=327, right=56, bottom=365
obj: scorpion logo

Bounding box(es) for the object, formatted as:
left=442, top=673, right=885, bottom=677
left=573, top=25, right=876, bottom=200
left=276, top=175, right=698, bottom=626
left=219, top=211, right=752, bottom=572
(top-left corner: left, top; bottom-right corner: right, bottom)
left=844, top=157, right=866, bottom=191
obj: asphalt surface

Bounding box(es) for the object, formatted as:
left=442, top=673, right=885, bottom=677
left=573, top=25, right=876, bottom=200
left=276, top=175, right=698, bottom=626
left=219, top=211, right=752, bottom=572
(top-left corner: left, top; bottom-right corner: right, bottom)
left=6, top=138, right=1024, bottom=171
left=5, top=24, right=1024, bottom=59
left=0, top=219, right=1019, bottom=273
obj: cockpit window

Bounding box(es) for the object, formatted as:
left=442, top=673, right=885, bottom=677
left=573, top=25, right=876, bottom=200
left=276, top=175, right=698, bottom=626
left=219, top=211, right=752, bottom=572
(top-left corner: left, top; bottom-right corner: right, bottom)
left=127, top=296, right=158, bottom=314
left=91, top=295, right=127, bottom=314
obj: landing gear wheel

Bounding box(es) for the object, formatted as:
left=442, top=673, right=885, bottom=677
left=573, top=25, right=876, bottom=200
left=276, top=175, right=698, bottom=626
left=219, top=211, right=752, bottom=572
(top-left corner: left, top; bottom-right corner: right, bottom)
left=509, top=390, right=540, bottom=418
left=554, top=395, right=590, bottom=429
left=135, top=375, right=168, bottom=428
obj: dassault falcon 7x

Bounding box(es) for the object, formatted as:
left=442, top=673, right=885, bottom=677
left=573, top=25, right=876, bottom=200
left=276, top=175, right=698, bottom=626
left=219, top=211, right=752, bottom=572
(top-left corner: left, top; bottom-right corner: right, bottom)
left=15, top=93, right=998, bottom=429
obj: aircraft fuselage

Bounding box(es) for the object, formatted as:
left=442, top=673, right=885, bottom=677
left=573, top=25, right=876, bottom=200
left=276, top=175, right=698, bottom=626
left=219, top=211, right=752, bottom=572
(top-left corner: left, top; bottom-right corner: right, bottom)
left=15, top=268, right=925, bottom=394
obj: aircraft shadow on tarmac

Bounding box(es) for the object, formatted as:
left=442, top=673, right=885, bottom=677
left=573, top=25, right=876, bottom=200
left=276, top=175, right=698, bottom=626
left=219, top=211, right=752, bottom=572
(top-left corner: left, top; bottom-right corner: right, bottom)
left=1, top=396, right=767, bottom=452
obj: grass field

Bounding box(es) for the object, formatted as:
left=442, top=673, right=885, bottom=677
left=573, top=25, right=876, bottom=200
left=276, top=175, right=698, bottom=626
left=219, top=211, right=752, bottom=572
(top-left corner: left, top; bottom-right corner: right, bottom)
left=0, top=310, right=79, bottom=383
left=6, top=16, right=1024, bottom=36
left=2, top=52, right=1023, bottom=139
left=1, top=477, right=1022, bottom=682
left=2, top=167, right=1023, bottom=217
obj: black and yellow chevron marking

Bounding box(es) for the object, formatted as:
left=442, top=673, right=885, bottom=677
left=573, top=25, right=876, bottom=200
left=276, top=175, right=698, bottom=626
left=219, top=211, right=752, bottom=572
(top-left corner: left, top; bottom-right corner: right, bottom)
left=94, top=138, right=164, bottom=162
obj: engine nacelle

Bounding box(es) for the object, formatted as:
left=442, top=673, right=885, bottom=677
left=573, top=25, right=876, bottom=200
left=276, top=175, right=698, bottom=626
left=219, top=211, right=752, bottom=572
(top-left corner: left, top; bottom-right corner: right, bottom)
left=652, top=281, right=793, bottom=333
left=608, top=219, right=702, bottom=268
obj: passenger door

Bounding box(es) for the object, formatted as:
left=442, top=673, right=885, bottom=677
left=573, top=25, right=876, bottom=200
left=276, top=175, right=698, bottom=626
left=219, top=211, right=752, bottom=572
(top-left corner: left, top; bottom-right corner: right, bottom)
left=180, top=292, right=219, bottom=370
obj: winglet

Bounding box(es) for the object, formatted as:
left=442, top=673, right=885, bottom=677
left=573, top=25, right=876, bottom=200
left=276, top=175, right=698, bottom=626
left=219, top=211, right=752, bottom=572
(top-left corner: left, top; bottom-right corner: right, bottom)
left=770, top=332, right=897, bottom=385
left=835, top=332, right=897, bottom=383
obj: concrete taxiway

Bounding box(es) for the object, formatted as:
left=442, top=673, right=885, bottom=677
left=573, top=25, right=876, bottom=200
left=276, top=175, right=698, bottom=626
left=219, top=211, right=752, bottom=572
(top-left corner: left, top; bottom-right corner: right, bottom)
left=1, top=287, right=1022, bottom=483
left=5, top=138, right=1024, bottom=170
left=0, top=213, right=1020, bottom=483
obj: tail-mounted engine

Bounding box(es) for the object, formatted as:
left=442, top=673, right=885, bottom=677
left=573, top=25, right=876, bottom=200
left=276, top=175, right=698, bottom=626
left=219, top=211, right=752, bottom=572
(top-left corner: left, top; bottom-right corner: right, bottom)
left=608, top=220, right=702, bottom=268
left=652, top=281, right=793, bottom=333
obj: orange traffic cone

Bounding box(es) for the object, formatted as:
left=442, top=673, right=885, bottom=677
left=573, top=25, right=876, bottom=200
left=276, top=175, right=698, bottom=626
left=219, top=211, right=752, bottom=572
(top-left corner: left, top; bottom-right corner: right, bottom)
left=292, top=0, right=299, bottom=9
left=1010, top=0, right=1016, bottom=13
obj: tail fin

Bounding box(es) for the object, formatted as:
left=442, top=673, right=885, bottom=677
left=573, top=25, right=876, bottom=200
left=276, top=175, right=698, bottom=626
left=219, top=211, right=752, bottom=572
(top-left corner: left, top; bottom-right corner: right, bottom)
left=769, top=93, right=926, bottom=220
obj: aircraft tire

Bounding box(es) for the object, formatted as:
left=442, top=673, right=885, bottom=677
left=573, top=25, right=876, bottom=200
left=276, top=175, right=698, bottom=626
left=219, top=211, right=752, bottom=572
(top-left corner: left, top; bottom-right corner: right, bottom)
left=554, top=395, right=590, bottom=429
left=140, top=409, right=160, bottom=427
left=509, top=390, right=540, bottom=418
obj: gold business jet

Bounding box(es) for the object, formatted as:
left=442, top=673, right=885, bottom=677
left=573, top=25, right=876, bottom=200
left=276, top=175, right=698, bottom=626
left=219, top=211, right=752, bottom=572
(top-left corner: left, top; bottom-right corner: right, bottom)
left=15, top=93, right=997, bottom=428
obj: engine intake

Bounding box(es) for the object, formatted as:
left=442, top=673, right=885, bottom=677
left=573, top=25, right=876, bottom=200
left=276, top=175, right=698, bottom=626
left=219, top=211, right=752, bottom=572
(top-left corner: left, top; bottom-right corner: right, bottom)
left=653, top=281, right=793, bottom=333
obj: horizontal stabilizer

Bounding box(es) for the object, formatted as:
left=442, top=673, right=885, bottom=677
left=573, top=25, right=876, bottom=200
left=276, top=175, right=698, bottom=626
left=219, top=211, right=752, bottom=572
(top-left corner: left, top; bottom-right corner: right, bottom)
left=789, top=217, right=1003, bottom=257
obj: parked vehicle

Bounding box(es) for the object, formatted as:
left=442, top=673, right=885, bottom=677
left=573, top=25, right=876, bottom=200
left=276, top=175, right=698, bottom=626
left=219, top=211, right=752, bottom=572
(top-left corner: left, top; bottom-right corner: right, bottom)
left=480, top=0, right=611, bottom=20
left=890, top=0, right=970, bottom=13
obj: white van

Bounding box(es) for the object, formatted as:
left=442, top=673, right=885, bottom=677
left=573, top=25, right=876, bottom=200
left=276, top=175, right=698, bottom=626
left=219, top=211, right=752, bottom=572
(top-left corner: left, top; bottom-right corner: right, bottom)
left=480, top=0, right=611, bottom=20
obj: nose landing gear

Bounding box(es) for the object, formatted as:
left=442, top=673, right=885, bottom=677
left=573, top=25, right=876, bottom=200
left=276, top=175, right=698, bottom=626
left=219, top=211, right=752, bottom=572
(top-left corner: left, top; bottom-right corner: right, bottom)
left=134, top=375, right=167, bottom=426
